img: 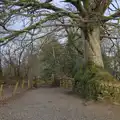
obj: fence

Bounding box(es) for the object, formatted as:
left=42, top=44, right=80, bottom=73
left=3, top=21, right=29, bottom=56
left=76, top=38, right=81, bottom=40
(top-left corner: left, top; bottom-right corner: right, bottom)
left=99, top=81, right=120, bottom=103
left=60, top=78, right=73, bottom=89
left=2, top=78, right=120, bottom=104
left=0, top=79, right=34, bottom=104
left=60, top=78, right=120, bottom=104
left=0, top=79, right=55, bottom=102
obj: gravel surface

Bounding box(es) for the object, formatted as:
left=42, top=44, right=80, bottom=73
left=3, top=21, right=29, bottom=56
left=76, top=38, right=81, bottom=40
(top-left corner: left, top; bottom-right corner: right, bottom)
left=0, top=88, right=120, bottom=120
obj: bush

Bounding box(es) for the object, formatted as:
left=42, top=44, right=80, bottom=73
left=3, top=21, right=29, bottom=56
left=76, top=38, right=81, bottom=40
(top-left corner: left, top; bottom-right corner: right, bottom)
left=73, top=64, right=120, bottom=102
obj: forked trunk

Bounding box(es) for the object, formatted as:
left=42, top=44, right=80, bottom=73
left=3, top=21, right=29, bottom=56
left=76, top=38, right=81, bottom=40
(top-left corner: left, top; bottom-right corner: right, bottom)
left=83, top=26, right=104, bottom=68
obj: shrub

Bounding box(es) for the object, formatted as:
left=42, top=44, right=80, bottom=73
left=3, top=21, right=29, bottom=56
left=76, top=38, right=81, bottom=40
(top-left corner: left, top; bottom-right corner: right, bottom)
left=73, top=64, right=120, bottom=102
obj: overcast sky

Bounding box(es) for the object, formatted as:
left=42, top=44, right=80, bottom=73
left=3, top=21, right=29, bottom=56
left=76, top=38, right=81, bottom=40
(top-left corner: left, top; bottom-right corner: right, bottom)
left=10, top=0, right=119, bottom=30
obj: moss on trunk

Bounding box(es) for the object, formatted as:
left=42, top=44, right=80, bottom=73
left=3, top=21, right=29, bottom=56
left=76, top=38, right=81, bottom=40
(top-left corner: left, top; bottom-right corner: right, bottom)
left=84, top=26, right=104, bottom=68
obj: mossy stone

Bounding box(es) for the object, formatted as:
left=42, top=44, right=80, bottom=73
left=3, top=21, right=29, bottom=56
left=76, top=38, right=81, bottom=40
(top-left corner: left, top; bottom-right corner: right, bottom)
left=73, top=64, right=120, bottom=102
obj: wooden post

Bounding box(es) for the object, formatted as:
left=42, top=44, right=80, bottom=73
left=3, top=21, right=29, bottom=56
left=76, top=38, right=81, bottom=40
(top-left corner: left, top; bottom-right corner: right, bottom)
left=66, top=80, right=68, bottom=89
left=64, top=80, right=66, bottom=88
left=62, top=80, right=64, bottom=88
left=63, top=80, right=65, bottom=88
left=21, top=80, right=25, bottom=89
left=65, top=80, right=67, bottom=88
left=0, top=84, right=3, bottom=97
left=28, top=80, right=30, bottom=89
left=13, top=81, right=19, bottom=95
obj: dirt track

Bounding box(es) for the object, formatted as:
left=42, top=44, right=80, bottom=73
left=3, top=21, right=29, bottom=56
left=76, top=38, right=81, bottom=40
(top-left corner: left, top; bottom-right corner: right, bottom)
left=0, top=88, right=120, bottom=120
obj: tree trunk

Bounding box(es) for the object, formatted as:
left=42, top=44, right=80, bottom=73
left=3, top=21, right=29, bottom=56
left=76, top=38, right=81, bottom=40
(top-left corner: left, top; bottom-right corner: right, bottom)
left=0, top=57, right=3, bottom=79
left=0, top=47, right=3, bottom=82
left=83, top=26, right=104, bottom=68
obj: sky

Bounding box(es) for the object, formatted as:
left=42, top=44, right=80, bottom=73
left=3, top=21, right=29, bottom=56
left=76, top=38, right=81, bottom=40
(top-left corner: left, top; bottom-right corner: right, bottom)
left=2, top=0, right=120, bottom=56
left=9, top=0, right=68, bottom=30
left=10, top=0, right=120, bottom=31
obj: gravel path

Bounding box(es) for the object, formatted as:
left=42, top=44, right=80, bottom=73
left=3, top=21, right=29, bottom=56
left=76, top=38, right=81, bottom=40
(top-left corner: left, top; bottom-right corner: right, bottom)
left=0, top=88, right=120, bottom=120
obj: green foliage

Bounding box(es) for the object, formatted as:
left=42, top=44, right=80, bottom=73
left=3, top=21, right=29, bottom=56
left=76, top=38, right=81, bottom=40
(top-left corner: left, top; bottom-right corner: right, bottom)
left=73, top=64, right=120, bottom=102
left=39, top=34, right=83, bottom=80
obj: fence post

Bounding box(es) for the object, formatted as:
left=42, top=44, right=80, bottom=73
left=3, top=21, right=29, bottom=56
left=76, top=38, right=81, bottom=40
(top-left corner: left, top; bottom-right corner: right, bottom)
left=21, top=80, right=25, bottom=89
left=28, top=80, right=32, bottom=89
left=66, top=80, right=68, bottom=88
left=0, top=84, right=3, bottom=97
left=62, top=80, right=64, bottom=88
left=13, top=81, right=19, bottom=95
left=63, top=80, right=65, bottom=88
left=65, top=80, right=67, bottom=88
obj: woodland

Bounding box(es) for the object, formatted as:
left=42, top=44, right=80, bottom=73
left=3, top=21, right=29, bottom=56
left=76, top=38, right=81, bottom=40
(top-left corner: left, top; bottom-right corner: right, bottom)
left=0, top=0, right=120, bottom=102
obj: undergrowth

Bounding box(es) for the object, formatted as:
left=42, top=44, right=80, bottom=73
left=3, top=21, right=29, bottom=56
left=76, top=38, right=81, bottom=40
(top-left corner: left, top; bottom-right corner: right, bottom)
left=73, top=64, right=120, bottom=103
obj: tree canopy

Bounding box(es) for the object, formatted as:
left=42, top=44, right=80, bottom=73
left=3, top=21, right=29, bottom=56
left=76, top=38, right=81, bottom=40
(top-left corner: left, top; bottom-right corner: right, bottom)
left=0, top=0, right=119, bottom=43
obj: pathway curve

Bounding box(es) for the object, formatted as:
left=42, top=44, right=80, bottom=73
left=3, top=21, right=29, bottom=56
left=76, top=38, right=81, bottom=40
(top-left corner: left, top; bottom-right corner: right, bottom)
left=0, top=88, right=120, bottom=120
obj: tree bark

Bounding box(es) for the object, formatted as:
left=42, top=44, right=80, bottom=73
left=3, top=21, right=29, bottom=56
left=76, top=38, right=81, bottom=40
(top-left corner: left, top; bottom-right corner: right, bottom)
left=0, top=57, right=3, bottom=79
left=83, top=26, right=104, bottom=68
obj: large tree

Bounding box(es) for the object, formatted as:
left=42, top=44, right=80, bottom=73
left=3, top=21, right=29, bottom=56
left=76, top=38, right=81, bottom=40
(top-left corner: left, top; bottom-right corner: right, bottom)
left=0, top=0, right=120, bottom=68
left=0, top=0, right=120, bottom=101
